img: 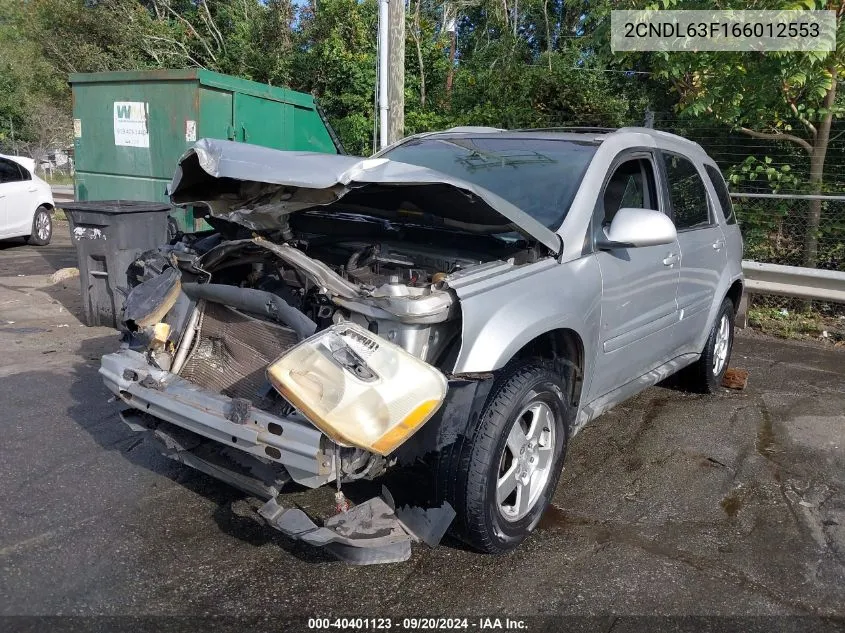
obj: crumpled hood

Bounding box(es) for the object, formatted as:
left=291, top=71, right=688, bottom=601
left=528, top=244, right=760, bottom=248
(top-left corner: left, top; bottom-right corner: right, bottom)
left=168, top=138, right=561, bottom=254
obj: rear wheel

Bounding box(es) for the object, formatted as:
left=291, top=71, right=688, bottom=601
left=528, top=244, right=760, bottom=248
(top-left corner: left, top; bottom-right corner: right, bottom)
left=440, top=361, right=569, bottom=553
left=26, top=206, right=52, bottom=246
left=686, top=296, right=734, bottom=393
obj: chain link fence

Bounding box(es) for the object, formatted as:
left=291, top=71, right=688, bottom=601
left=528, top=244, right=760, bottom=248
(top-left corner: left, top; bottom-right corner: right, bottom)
left=731, top=193, right=845, bottom=271
left=732, top=192, right=845, bottom=324
left=0, top=140, right=75, bottom=181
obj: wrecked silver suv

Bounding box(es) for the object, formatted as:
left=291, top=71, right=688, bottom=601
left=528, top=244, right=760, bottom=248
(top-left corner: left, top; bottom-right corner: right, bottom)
left=101, top=127, right=744, bottom=563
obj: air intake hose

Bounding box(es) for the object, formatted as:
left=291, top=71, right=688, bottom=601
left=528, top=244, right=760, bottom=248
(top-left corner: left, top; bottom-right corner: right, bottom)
left=181, top=283, right=317, bottom=341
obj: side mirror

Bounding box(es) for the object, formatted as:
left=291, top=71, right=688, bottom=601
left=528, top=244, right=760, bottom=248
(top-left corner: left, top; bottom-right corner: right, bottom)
left=597, top=207, right=677, bottom=249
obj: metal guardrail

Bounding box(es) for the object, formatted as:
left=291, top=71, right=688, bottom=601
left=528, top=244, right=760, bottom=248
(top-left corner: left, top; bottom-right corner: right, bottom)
left=51, top=185, right=74, bottom=205
left=731, top=192, right=845, bottom=201
left=742, top=260, right=845, bottom=303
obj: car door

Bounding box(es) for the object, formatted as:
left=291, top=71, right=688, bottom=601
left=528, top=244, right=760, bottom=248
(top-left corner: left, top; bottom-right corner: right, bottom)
left=0, top=158, right=17, bottom=236
left=0, top=158, right=31, bottom=238
left=660, top=152, right=727, bottom=355
left=587, top=152, right=682, bottom=401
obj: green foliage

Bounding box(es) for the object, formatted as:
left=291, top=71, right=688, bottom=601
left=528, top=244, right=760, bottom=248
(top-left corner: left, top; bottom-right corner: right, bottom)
left=0, top=0, right=653, bottom=156
left=1, top=0, right=840, bottom=192
left=441, top=39, right=648, bottom=130
left=727, top=157, right=799, bottom=192
left=291, top=0, right=379, bottom=155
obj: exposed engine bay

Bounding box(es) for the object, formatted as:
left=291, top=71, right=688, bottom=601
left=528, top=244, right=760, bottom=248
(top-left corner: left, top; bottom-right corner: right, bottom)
left=127, top=208, right=536, bottom=363
left=119, top=210, right=538, bottom=482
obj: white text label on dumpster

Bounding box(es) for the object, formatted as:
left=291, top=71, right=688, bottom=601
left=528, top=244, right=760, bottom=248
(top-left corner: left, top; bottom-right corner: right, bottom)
left=113, top=102, right=150, bottom=148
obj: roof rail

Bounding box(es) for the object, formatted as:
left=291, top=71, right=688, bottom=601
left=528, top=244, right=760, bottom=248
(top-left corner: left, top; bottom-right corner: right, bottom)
left=614, top=127, right=706, bottom=151
left=512, top=126, right=618, bottom=134
left=444, top=126, right=505, bottom=133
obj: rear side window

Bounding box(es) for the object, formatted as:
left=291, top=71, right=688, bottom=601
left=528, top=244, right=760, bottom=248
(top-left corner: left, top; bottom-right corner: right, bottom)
left=0, top=158, right=22, bottom=184
left=663, top=153, right=710, bottom=230
left=16, top=163, right=31, bottom=180
left=704, top=164, right=735, bottom=224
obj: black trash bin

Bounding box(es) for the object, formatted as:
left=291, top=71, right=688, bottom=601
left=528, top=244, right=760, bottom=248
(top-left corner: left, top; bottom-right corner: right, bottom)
left=64, top=200, right=171, bottom=328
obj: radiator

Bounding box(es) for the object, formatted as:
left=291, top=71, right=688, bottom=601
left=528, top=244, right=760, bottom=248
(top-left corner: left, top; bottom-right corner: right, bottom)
left=180, top=302, right=299, bottom=412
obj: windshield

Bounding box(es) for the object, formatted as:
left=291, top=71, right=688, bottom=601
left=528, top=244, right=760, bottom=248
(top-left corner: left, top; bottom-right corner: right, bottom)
left=381, top=136, right=598, bottom=230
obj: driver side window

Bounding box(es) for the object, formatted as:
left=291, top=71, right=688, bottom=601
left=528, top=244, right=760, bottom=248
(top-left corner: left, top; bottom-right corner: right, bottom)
left=601, top=158, right=658, bottom=227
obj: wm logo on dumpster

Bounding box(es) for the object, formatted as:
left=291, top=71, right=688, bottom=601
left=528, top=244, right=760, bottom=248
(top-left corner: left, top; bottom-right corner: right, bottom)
left=113, top=101, right=149, bottom=148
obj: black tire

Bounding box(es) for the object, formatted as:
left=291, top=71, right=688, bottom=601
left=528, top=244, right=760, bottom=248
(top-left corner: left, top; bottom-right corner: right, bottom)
left=25, top=206, right=52, bottom=246
left=686, top=296, right=735, bottom=393
left=438, top=361, right=569, bottom=553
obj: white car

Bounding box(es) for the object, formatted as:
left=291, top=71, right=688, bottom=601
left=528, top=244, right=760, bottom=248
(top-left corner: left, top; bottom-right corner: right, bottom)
left=0, top=154, right=55, bottom=245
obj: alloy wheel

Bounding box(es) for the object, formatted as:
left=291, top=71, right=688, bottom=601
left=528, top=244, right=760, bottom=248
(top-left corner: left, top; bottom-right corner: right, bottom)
left=35, top=211, right=51, bottom=242
left=497, top=400, right=556, bottom=522
left=712, top=313, right=730, bottom=375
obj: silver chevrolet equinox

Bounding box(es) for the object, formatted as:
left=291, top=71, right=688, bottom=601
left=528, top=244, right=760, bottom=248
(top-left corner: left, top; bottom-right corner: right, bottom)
left=100, top=127, right=744, bottom=562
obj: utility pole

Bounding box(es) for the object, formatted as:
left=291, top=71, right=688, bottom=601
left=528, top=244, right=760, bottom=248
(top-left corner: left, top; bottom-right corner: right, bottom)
left=444, top=6, right=457, bottom=101
left=377, top=0, right=389, bottom=149
left=387, top=0, right=405, bottom=145
left=377, top=0, right=404, bottom=149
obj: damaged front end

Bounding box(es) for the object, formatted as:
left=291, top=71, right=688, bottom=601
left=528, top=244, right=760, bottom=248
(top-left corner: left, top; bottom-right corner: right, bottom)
left=100, top=139, right=551, bottom=563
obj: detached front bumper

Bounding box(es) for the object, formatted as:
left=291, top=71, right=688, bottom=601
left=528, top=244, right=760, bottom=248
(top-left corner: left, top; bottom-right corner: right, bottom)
left=100, top=349, right=334, bottom=488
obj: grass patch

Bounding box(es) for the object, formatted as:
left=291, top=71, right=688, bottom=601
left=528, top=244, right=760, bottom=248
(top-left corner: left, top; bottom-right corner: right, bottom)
left=748, top=306, right=843, bottom=343
left=43, top=173, right=74, bottom=186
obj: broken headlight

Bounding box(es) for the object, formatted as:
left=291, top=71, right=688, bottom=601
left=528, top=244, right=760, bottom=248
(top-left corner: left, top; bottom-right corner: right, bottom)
left=266, top=323, right=447, bottom=456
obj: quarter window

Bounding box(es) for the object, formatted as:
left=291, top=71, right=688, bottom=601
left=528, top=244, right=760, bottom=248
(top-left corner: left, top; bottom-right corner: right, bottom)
left=704, top=164, right=735, bottom=224
left=663, top=154, right=710, bottom=230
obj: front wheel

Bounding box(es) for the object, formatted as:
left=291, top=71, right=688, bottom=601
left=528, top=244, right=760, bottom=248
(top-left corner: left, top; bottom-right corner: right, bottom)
left=441, top=361, right=569, bottom=553
left=686, top=296, right=735, bottom=393
left=26, top=206, right=52, bottom=246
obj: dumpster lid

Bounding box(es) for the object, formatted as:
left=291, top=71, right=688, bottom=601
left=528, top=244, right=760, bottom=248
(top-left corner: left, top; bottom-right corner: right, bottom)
left=62, top=200, right=172, bottom=214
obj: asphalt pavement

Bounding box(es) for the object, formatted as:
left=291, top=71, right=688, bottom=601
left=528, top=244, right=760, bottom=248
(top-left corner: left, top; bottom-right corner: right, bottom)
left=0, top=222, right=843, bottom=626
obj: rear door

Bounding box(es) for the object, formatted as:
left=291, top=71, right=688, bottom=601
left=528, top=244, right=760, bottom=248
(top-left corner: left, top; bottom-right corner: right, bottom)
left=660, top=151, right=727, bottom=355
left=587, top=151, right=682, bottom=401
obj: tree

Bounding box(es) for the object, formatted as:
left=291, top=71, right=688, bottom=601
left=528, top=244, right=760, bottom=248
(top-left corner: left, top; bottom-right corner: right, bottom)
left=622, top=0, right=845, bottom=267
left=16, top=103, right=74, bottom=166
left=0, top=0, right=74, bottom=154
left=292, top=0, right=379, bottom=155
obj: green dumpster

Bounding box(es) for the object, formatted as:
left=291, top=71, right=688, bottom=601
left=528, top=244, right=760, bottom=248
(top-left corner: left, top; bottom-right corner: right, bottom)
left=69, top=69, right=342, bottom=231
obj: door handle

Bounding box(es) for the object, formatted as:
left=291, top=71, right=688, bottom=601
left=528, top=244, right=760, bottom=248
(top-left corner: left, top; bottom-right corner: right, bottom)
left=662, top=253, right=679, bottom=267
left=712, top=240, right=725, bottom=250
left=28, top=187, right=38, bottom=192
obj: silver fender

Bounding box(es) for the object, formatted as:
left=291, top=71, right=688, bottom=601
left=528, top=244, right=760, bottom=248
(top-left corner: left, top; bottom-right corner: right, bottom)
left=450, top=256, right=601, bottom=393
